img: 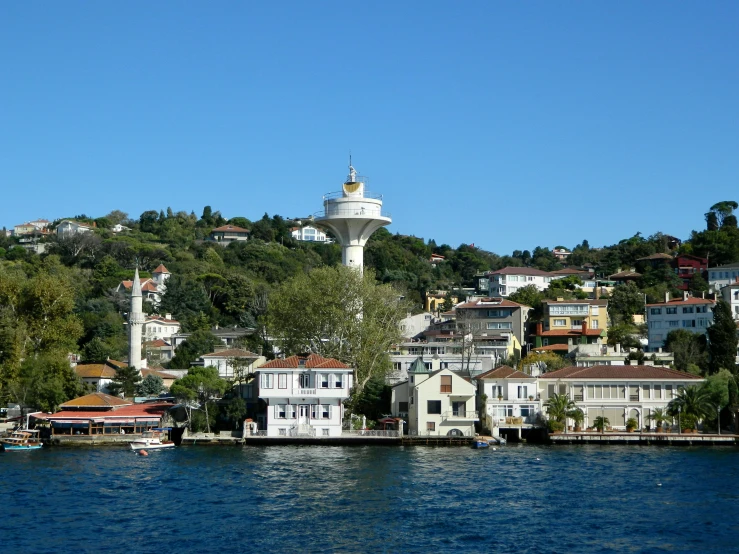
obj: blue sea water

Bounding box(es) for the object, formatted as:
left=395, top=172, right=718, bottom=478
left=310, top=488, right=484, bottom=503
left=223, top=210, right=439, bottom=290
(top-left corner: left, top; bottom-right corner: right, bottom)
left=1, top=444, right=738, bottom=553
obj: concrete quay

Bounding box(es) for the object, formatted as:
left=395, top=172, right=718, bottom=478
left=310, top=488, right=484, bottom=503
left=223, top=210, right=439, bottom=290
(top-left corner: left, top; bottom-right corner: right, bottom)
left=548, top=432, right=738, bottom=445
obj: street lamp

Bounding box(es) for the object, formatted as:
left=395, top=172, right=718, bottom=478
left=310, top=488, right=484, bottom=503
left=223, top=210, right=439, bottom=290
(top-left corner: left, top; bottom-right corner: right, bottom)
left=678, top=406, right=681, bottom=435
left=717, top=405, right=721, bottom=436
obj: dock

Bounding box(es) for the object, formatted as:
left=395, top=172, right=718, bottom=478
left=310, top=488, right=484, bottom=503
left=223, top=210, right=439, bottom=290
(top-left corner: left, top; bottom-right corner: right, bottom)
left=548, top=432, right=738, bottom=445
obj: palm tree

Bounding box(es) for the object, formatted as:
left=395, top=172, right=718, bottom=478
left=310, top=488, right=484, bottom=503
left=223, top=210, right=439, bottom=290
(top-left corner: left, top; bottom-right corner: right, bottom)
left=668, top=385, right=712, bottom=430
left=568, top=408, right=585, bottom=431
left=647, top=407, right=670, bottom=430
left=544, top=392, right=576, bottom=423
left=593, top=416, right=610, bottom=433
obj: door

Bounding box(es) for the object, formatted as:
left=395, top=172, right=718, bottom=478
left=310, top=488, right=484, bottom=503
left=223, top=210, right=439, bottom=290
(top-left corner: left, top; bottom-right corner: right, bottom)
left=298, top=405, right=310, bottom=424
left=452, top=401, right=465, bottom=417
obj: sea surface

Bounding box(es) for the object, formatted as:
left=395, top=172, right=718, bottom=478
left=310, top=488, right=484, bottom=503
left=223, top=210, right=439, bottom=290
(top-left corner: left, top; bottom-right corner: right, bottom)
left=1, top=444, right=738, bottom=553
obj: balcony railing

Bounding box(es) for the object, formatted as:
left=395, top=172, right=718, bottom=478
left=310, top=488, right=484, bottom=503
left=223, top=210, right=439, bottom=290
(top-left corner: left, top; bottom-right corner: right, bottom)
left=442, top=411, right=479, bottom=420
left=314, top=208, right=392, bottom=219
left=296, top=388, right=317, bottom=396
left=343, top=430, right=400, bottom=437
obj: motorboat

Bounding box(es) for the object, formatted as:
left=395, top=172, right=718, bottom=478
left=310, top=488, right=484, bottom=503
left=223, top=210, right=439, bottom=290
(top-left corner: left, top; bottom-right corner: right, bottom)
left=129, top=430, right=175, bottom=451
left=1, top=429, right=43, bottom=451
left=472, top=439, right=490, bottom=449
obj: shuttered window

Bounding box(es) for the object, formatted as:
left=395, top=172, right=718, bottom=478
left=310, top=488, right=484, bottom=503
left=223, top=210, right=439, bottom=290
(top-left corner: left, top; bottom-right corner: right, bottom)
left=440, top=375, right=452, bottom=393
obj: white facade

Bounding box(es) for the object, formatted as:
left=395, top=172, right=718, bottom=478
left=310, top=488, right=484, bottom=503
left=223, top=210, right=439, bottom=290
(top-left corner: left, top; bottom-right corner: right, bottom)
left=475, top=366, right=542, bottom=434
left=540, top=365, right=704, bottom=430
left=291, top=225, right=333, bottom=243
left=487, top=268, right=563, bottom=297
left=256, top=354, right=352, bottom=437
left=721, top=283, right=739, bottom=320
left=646, top=297, right=714, bottom=351
left=56, top=220, right=93, bottom=236
left=708, top=263, right=739, bottom=293
left=399, top=312, right=434, bottom=339
left=143, top=314, right=181, bottom=342
left=128, top=268, right=145, bottom=371
left=198, top=349, right=265, bottom=380
left=404, top=367, right=478, bottom=437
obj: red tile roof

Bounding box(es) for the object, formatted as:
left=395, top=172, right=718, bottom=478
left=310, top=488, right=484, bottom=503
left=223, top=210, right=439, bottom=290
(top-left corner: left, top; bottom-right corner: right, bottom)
left=540, top=365, right=703, bottom=380
left=475, top=365, right=534, bottom=380
left=141, top=368, right=178, bottom=380
left=152, top=264, right=170, bottom=274
left=260, top=353, right=350, bottom=369
left=211, top=224, right=249, bottom=233
left=146, top=314, right=180, bottom=324
left=145, top=339, right=171, bottom=348
left=120, top=278, right=153, bottom=290
left=60, top=393, right=132, bottom=408
left=45, top=402, right=171, bottom=421
left=74, top=364, right=117, bottom=379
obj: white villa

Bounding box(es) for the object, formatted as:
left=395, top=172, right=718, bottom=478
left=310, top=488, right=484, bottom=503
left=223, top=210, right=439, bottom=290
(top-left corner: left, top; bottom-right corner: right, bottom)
left=290, top=225, right=333, bottom=243
left=708, top=262, right=739, bottom=293
left=487, top=267, right=563, bottom=297
left=646, top=294, right=714, bottom=351
left=56, top=220, right=93, bottom=236
left=393, top=358, right=478, bottom=437
left=255, top=353, right=353, bottom=437
left=540, top=364, right=703, bottom=430
left=195, top=348, right=265, bottom=380
left=475, top=365, right=541, bottom=433
left=143, top=314, right=180, bottom=342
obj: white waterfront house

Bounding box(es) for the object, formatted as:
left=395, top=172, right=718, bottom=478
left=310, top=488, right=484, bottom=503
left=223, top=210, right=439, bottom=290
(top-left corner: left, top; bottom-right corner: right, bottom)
left=539, top=364, right=703, bottom=430
left=397, top=359, right=478, bottom=437
left=475, top=365, right=542, bottom=433
left=255, top=353, right=353, bottom=437
left=646, top=294, right=715, bottom=351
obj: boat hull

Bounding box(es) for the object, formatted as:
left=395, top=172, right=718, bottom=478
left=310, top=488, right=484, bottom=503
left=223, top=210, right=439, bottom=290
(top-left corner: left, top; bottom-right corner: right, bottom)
left=128, top=442, right=175, bottom=451
left=472, top=440, right=490, bottom=449
left=2, top=444, right=43, bottom=451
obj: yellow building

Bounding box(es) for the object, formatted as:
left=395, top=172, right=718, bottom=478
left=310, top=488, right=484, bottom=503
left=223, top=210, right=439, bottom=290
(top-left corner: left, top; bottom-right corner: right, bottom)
left=534, top=299, right=608, bottom=349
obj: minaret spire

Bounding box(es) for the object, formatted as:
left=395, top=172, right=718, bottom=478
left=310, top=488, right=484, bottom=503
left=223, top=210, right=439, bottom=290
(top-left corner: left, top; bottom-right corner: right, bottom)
left=128, top=267, right=145, bottom=372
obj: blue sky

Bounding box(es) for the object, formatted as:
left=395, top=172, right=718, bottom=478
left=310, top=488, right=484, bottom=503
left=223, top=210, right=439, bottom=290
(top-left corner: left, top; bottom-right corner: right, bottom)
left=2, top=2, right=738, bottom=255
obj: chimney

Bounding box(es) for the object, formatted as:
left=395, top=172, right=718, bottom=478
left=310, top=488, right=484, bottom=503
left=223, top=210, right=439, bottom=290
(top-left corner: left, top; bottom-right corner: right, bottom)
left=665, top=292, right=670, bottom=303
left=615, top=343, right=621, bottom=354
left=683, top=291, right=689, bottom=301
left=582, top=320, right=588, bottom=334
left=536, top=322, right=543, bottom=335
left=165, top=313, right=172, bottom=320
left=557, top=297, right=564, bottom=302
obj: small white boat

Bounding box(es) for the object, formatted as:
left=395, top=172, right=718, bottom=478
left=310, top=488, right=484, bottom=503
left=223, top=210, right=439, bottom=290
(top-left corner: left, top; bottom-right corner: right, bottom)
left=129, top=430, right=175, bottom=450
left=1, top=429, right=43, bottom=451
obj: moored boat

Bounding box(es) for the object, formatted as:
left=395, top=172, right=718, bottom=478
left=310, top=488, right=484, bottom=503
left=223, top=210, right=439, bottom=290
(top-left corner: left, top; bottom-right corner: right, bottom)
left=129, top=430, right=175, bottom=450
left=1, top=429, right=43, bottom=451
left=472, top=439, right=490, bottom=449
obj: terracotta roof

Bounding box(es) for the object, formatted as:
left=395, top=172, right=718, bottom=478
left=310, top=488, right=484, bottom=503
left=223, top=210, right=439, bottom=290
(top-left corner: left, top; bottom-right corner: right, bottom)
left=46, top=402, right=171, bottom=421
left=74, top=364, right=117, bottom=379
left=120, top=278, right=153, bottom=290
left=455, top=298, right=530, bottom=310
left=107, top=359, right=127, bottom=368
left=637, top=253, right=673, bottom=261
left=211, top=224, right=249, bottom=233
left=152, top=264, right=170, bottom=274
left=145, top=339, right=171, bottom=348
left=538, top=329, right=604, bottom=337
left=487, top=267, right=552, bottom=277
left=260, top=353, right=350, bottom=369
left=646, top=297, right=715, bottom=307
left=141, top=368, right=178, bottom=380
left=146, top=315, right=180, bottom=324
left=201, top=348, right=260, bottom=358
left=533, top=344, right=570, bottom=351
left=540, top=365, right=703, bottom=380
left=475, top=365, right=534, bottom=380
left=60, top=393, right=132, bottom=409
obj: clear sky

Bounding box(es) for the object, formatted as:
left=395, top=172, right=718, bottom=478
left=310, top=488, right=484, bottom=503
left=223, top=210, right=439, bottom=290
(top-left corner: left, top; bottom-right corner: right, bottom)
left=2, top=2, right=738, bottom=255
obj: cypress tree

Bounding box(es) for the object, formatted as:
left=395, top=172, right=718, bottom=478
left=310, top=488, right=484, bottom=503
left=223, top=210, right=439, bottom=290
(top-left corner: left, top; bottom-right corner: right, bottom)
left=707, top=300, right=739, bottom=374
left=108, top=366, right=142, bottom=398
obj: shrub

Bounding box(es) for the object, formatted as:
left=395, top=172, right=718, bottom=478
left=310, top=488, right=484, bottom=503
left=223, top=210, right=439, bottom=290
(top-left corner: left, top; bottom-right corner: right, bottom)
left=626, top=417, right=638, bottom=430
left=547, top=420, right=565, bottom=433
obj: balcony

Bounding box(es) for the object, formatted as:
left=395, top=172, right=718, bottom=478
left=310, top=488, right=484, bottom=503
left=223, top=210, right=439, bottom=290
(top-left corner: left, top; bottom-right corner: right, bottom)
left=296, top=388, right=317, bottom=396
left=442, top=411, right=479, bottom=421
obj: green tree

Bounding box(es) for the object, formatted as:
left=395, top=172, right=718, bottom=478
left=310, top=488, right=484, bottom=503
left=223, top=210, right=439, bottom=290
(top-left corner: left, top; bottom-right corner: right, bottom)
left=544, top=392, right=576, bottom=423
left=168, top=329, right=219, bottom=369
left=107, top=366, right=142, bottom=398
left=707, top=300, right=738, bottom=374
left=664, top=329, right=707, bottom=373
left=593, top=415, right=610, bottom=433
left=170, top=366, right=228, bottom=432
left=608, top=282, right=645, bottom=326
left=508, top=285, right=544, bottom=320
left=647, top=407, right=670, bottom=429
left=158, top=275, right=213, bottom=330
left=138, top=374, right=164, bottom=396
left=267, top=265, right=408, bottom=394
left=8, top=353, right=86, bottom=412
left=223, top=396, right=247, bottom=430
left=668, top=385, right=712, bottom=430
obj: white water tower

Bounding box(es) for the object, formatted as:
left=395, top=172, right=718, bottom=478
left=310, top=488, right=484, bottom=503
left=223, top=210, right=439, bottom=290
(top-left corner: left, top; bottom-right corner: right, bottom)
left=314, top=163, right=391, bottom=271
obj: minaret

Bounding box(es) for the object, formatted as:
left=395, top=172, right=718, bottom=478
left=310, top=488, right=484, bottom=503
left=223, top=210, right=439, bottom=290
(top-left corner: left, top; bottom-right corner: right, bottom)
left=314, top=162, right=391, bottom=271
left=128, top=268, right=145, bottom=371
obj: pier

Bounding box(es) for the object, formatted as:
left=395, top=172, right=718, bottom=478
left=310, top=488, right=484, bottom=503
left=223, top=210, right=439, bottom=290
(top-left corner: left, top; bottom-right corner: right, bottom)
left=548, top=432, right=738, bottom=445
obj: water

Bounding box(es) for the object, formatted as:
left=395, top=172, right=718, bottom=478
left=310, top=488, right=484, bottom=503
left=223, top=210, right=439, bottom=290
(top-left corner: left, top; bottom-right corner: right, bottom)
left=1, top=444, right=738, bottom=553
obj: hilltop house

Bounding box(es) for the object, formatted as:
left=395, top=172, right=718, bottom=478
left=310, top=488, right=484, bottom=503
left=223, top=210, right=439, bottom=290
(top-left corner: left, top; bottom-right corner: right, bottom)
left=487, top=267, right=565, bottom=297
left=254, top=353, right=353, bottom=437
left=208, top=225, right=250, bottom=246
left=533, top=299, right=608, bottom=350
left=115, top=264, right=170, bottom=305
left=143, top=313, right=180, bottom=342
left=720, top=280, right=739, bottom=320
left=709, top=263, right=739, bottom=293
left=56, top=220, right=93, bottom=236
left=646, top=294, right=715, bottom=351
left=290, top=225, right=332, bottom=243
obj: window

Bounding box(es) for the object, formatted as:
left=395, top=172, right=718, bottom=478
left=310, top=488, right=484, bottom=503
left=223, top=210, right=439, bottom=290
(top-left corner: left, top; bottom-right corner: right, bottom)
left=591, top=306, right=600, bottom=316
left=393, top=362, right=402, bottom=371
left=591, top=320, right=599, bottom=329
left=427, top=400, right=442, bottom=414
left=553, top=319, right=566, bottom=327
left=321, top=405, right=331, bottom=419
left=682, top=320, right=696, bottom=328
left=683, top=307, right=694, bottom=314
left=668, top=320, right=679, bottom=327
left=278, top=373, right=287, bottom=389
left=320, top=374, right=330, bottom=388
left=518, top=385, right=528, bottom=399
left=243, top=384, right=253, bottom=399
left=427, top=422, right=436, bottom=431
left=666, top=307, right=677, bottom=314
left=666, top=385, right=674, bottom=399
left=487, top=322, right=512, bottom=329
left=650, top=308, right=662, bottom=315
left=299, top=373, right=310, bottom=388
left=261, top=373, right=273, bottom=389
left=277, top=405, right=286, bottom=418
left=335, top=374, right=343, bottom=388
left=399, top=402, right=409, bottom=412
left=440, top=375, right=452, bottom=393
left=278, top=428, right=286, bottom=436
left=520, top=405, right=534, bottom=417
left=550, top=305, right=589, bottom=316
left=322, top=428, right=329, bottom=436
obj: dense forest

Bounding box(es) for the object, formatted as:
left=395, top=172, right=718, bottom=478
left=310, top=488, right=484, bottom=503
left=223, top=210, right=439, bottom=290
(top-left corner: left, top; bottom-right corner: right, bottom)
left=0, top=201, right=738, bottom=409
